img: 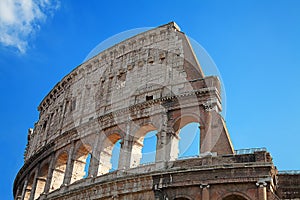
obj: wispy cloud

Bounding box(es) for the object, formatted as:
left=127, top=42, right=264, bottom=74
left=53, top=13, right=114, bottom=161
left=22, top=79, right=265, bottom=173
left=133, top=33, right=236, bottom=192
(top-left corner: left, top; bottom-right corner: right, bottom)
left=0, top=0, right=60, bottom=54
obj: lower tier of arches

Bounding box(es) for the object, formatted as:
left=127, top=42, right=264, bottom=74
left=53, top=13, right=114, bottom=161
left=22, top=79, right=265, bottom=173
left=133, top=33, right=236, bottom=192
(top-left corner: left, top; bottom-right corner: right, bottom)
left=14, top=151, right=279, bottom=200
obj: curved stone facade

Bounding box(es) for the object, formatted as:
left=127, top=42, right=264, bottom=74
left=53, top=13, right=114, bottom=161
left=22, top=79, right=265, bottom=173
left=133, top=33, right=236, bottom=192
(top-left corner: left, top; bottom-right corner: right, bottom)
left=14, top=22, right=299, bottom=200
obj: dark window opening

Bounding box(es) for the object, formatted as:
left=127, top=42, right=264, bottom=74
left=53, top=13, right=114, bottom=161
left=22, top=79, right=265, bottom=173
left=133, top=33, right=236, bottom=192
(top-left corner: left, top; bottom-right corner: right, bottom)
left=146, top=95, right=153, bottom=101
left=42, top=121, right=47, bottom=131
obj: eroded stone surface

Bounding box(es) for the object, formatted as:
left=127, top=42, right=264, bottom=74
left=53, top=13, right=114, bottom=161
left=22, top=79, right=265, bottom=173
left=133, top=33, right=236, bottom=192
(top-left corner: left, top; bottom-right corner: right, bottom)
left=14, top=22, right=299, bottom=200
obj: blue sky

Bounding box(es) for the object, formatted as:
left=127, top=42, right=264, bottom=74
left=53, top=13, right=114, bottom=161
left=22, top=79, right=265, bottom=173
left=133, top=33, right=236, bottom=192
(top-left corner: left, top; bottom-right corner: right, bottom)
left=1, top=1, right=300, bottom=199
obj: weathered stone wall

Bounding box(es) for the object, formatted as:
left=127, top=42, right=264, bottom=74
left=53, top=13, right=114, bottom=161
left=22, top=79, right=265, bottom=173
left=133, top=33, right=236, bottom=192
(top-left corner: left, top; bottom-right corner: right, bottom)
left=16, top=151, right=279, bottom=200
left=277, top=173, right=300, bottom=199
left=24, top=22, right=228, bottom=161
left=14, top=22, right=299, bottom=200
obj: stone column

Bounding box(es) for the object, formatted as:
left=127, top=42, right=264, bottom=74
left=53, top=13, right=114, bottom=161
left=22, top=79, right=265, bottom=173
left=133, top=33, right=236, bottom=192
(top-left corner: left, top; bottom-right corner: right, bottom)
left=200, top=184, right=210, bottom=200
left=88, top=132, right=100, bottom=177
left=256, top=181, right=267, bottom=200
left=118, top=134, right=133, bottom=170
left=29, top=165, right=40, bottom=200
left=200, top=110, right=213, bottom=154
left=63, top=141, right=75, bottom=185
left=20, top=176, right=28, bottom=200
left=118, top=120, right=133, bottom=170
left=43, top=153, right=55, bottom=194
left=199, top=125, right=205, bottom=154
left=14, top=186, right=21, bottom=200
left=155, top=125, right=179, bottom=168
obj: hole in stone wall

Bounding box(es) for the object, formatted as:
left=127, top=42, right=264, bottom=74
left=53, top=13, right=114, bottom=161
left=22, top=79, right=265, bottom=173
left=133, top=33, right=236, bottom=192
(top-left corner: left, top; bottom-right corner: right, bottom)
left=42, top=121, right=47, bottom=132
left=146, top=95, right=153, bottom=101
left=118, top=72, right=126, bottom=82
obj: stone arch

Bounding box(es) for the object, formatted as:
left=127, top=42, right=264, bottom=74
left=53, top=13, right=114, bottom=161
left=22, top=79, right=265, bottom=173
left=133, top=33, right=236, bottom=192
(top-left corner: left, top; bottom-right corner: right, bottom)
left=171, top=194, right=193, bottom=200
left=33, top=162, right=49, bottom=199
left=49, top=151, right=68, bottom=192
left=130, top=123, right=158, bottom=167
left=70, top=143, right=92, bottom=184
left=104, top=128, right=126, bottom=140
left=172, top=114, right=202, bottom=133
left=170, top=114, right=202, bottom=159
left=98, top=132, right=123, bottom=175
left=221, top=192, right=251, bottom=200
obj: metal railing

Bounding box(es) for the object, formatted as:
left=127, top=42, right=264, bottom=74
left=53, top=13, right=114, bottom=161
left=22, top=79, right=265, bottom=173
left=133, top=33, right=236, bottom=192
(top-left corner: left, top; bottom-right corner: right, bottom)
left=234, top=147, right=267, bottom=155
left=139, top=161, right=155, bottom=166
left=177, top=155, right=199, bottom=160
left=279, top=170, right=300, bottom=175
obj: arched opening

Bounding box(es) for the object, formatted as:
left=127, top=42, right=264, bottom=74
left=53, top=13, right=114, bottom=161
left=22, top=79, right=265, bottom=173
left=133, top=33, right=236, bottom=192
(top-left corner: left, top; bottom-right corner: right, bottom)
left=223, top=194, right=248, bottom=200
left=178, top=122, right=200, bottom=158
left=110, top=139, right=121, bottom=172
left=98, top=133, right=122, bottom=175
left=173, top=116, right=200, bottom=159
left=24, top=173, right=35, bottom=200
left=49, top=152, right=68, bottom=192
left=83, top=153, right=91, bottom=178
left=33, top=163, right=49, bottom=199
left=70, top=144, right=92, bottom=184
left=130, top=124, right=157, bottom=167
left=140, top=130, right=157, bottom=164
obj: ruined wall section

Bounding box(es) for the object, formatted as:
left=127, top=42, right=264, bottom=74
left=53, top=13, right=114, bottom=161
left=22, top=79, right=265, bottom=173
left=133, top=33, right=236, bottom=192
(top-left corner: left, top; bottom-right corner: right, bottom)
left=24, top=22, right=208, bottom=161
left=277, top=173, right=300, bottom=199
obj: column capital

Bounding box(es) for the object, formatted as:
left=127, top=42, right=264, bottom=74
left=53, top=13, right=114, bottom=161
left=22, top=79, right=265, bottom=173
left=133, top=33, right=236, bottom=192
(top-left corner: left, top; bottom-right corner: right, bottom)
left=256, top=181, right=267, bottom=187
left=199, top=184, right=210, bottom=189
left=202, top=99, right=221, bottom=112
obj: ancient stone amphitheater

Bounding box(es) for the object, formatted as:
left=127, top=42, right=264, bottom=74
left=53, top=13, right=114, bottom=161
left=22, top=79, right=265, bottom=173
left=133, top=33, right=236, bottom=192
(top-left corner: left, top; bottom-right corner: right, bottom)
left=14, top=22, right=299, bottom=200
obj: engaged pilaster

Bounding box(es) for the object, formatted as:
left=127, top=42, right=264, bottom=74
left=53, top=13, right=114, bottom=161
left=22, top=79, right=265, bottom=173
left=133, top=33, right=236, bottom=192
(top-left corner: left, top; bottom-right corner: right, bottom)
left=88, top=132, right=101, bottom=177
left=200, top=184, right=210, bottom=200
left=29, top=166, right=39, bottom=200
left=256, top=181, right=267, bottom=200
left=119, top=134, right=133, bottom=170
left=62, top=141, right=75, bottom=185
left=43, top=153, right=55, bottom=194
left=155, top=124, right=179, bottom=167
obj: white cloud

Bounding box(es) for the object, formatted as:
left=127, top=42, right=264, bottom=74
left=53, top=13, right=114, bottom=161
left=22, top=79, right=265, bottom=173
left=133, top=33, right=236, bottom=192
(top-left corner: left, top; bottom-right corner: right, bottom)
left=0, top=0, right=60, bottom=54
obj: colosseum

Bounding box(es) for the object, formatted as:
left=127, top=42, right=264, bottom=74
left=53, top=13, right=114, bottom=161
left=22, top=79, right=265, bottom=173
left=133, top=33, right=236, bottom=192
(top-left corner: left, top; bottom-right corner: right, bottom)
left=14, top=22, right=299, bottom=200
